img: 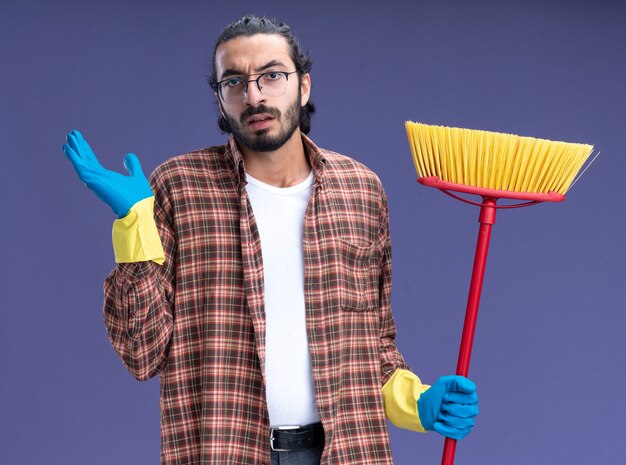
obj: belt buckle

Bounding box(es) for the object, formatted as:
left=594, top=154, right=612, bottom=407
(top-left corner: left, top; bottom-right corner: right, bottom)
left=270, top=425, right=300, bottom=452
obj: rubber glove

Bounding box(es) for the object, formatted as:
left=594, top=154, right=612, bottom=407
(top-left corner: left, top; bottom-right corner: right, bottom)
left=417, top=375, right=478, bottom=440
left=62, top=129, right=153, bottom=218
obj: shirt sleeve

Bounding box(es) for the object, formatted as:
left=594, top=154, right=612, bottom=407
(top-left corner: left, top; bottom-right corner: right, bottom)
left=376, top=184, right=431, bottom=432
left=103, top=171, right=177, bottom=381
left=377, top=184, right=411, bottom=384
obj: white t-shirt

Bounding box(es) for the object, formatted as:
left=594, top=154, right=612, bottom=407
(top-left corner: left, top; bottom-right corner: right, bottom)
left=245, top=169, right=321, bottom=427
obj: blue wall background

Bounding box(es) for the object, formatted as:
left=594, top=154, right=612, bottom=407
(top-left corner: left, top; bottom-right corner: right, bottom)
left=1, top=1, right=624, bottom=464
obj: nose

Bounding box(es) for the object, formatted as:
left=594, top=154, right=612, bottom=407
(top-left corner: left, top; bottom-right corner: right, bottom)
left=243, top=81, right=266, bottom=106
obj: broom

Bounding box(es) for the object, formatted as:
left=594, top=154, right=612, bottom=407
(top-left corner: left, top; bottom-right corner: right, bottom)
left=404, top=121, right=595, bottom=465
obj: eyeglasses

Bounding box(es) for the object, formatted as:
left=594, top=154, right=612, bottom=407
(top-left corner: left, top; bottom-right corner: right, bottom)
left=214, top=71, right=298, bottom=104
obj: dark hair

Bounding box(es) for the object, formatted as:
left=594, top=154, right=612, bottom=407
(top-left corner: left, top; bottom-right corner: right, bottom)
left=207, top=14, right=315, bottom=134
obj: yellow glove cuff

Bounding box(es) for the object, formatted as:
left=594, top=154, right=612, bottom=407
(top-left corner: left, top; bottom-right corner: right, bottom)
left=382, top=368, right=431, bottom=432
left=112, top=196, right=165, bottom=265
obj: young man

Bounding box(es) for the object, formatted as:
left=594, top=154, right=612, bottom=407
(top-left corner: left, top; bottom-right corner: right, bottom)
left=63, top=15, right=478, bottom=465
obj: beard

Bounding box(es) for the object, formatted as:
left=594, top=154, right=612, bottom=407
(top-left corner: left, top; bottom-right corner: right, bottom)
left=222, top=94, right=302, bottom=152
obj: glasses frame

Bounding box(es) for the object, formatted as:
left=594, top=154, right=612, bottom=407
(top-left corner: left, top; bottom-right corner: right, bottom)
left=213, top=70, right=299, bottom=103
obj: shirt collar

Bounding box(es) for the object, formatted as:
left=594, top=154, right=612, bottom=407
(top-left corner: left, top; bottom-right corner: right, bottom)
left=225, top=133, right=327, bottom=191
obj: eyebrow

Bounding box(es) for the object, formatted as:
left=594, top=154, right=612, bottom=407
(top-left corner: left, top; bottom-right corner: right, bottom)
left=220, top=60, right=288, bottom=79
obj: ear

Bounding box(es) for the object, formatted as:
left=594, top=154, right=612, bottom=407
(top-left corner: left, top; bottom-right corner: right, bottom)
left=300, top=73, right=311, bottom=107
left=215, top=93, right=226, bottom=118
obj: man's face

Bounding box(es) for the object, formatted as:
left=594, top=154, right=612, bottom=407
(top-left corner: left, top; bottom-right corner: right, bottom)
left=214, top=33, right=311, bottom=152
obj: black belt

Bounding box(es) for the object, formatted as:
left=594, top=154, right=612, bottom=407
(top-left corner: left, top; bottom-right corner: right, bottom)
left=270, top=422, right=325, bottom=451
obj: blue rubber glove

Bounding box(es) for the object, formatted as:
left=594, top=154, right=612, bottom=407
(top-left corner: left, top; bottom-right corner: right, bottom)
left=417, top=375, right=479, bottom=440
left=62, top=130, right=153, bottom=218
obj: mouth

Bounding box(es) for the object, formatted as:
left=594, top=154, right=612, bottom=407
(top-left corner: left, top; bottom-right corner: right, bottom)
left=246, top=113, right=275, bottom=130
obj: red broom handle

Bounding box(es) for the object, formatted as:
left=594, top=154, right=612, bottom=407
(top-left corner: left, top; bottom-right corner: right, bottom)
left=441, top=197, right=497, bottom=465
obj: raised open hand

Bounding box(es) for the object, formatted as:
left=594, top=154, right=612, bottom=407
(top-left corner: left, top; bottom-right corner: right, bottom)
left=63, top=130, right=153, bottom=217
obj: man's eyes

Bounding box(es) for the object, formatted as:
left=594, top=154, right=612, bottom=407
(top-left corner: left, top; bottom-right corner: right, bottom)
left=223, top=72, right=284, bottom=85
left=225, top=78, right=243, bottom=88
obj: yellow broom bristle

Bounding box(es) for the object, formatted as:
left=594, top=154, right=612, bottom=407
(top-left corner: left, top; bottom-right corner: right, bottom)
left=405, top=121, right=594, bottom=195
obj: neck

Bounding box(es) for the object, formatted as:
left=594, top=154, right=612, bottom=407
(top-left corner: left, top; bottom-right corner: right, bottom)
left=238, top=129, right=311, bottom=188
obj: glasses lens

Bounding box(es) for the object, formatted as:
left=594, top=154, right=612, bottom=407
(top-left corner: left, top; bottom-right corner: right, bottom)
left=258, top=72, right=288, bottom=98
left=220, top=79, right=245, bottom=103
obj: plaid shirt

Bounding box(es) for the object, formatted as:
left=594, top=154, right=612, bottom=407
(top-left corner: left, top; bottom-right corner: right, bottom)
left=103, top=134, right=412, bottom=464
